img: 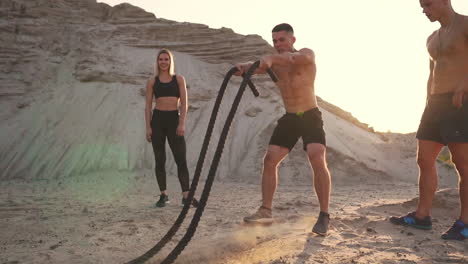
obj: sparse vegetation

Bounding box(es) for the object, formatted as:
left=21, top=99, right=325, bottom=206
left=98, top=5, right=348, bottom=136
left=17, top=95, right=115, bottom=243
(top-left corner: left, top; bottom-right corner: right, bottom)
left=437, top=147, right=454, bottom=168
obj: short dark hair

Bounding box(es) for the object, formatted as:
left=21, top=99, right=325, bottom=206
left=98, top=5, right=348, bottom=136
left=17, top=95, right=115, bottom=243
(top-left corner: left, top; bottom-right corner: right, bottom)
left=272, top=23, right=294, bottom=34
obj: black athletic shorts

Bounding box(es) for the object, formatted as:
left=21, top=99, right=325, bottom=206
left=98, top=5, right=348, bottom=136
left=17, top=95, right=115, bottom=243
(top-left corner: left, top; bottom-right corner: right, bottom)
left=416, top=92, right=468, bottom=145
left=269, top=107, right=326, bottom=151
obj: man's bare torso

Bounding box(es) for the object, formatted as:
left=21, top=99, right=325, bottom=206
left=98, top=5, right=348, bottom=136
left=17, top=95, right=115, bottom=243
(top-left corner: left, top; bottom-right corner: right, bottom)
left=427, top=14, right=468, bottom=95
left=272, top=53, right=317, bottom=113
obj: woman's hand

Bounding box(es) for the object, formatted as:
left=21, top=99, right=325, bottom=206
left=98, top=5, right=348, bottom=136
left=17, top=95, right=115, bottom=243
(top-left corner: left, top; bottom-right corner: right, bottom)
left=176, top=124, right=185, bottom=136
left=146, top=127, right=152, bottom=142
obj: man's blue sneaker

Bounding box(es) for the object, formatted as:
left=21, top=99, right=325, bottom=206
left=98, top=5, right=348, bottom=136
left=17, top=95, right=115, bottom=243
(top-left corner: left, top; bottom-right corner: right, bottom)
left=441, top=220, right=468, bottom=240
left=389, top=212, right=432, bottom=230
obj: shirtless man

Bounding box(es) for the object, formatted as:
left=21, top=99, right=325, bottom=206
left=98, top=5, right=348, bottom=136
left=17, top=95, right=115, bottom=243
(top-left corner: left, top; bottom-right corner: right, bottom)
left=390, top=0, right=468, bottom=240
left=235, top=23, right=331, bottom=236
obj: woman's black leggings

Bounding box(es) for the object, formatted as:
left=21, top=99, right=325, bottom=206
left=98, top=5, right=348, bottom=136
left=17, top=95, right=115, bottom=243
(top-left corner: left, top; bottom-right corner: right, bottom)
left=151, top=109, right=190, bottom=192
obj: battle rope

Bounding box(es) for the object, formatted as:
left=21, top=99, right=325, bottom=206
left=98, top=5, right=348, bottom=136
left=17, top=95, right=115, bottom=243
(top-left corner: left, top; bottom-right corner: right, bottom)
left=127, top=61, right=277, bottom=264
left=161, top=61, right=278, bottom=264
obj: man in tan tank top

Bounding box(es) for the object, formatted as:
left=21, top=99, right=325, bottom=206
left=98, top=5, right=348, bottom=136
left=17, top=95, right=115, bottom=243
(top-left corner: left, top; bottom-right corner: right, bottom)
left=235, top=23, right=331, bottom=236
left=390, top=0, right=468, bottom=240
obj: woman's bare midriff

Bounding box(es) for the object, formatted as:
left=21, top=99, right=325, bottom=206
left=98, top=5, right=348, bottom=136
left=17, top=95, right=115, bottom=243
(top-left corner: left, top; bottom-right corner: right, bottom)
left=154, top=97, right=179, bottom=111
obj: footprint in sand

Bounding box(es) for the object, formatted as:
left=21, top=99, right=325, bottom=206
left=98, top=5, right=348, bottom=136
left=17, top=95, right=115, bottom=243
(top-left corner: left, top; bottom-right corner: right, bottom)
left=340, top=232, right=360, bottom=239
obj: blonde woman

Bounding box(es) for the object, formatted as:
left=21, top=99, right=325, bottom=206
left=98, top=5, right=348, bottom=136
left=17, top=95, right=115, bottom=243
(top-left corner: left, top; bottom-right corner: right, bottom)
left=145, top=49, right=198, bottom=208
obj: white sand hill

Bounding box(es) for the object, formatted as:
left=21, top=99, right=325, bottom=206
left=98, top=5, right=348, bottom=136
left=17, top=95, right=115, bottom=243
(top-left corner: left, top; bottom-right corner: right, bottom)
left=0, top=0, right=465, bottom=263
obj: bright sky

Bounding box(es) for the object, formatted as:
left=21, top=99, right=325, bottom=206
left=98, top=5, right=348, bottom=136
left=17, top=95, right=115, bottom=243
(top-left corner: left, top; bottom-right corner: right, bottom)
left=100, top=0, right=468, bottom=133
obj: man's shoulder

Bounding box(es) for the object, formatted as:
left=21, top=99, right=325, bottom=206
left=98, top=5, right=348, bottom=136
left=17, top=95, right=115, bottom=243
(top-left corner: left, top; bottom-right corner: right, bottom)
left=427, top=30, right=437, bottom=42
left=297, top=48, right=314, bottom=55
left=296, top=48, right=315, bottom=61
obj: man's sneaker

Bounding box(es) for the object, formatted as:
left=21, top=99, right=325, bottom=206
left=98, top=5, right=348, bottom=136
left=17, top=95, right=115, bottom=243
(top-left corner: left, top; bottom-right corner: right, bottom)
left=182, top=197, right=199, bottom=208
left=441, top=220, right=468, bottom=240
left=243, top=206, right=273, bottom=224
left=389, top=212, right=432, bottom=230
left=312, top=211, right=330, bottom=236
left=155, top=194, right=169, bottom=207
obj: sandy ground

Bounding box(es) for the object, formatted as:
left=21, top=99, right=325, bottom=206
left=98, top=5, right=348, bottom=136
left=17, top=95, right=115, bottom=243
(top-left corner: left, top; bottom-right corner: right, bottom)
left=1, top=169, right=467, bottom=264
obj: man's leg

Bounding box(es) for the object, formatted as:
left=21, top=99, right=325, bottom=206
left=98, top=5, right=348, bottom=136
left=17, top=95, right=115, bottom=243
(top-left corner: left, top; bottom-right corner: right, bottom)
left=440, top=142, right=468, bottom=240
left=448, top=143, right=468, bottom=223
left=261, top=145, right=289, bottom=209
left=415, top=140, right=444, bottom=219
left=306, top=143, right=331, bottom=213
left=306, top=143, right=331, bottom=236
left=244, top=145, right=288, bottom=224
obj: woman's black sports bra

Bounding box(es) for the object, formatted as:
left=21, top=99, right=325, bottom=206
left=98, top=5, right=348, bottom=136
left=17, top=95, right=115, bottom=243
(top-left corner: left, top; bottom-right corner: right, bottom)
left=153, top=75, right=180, bottom=99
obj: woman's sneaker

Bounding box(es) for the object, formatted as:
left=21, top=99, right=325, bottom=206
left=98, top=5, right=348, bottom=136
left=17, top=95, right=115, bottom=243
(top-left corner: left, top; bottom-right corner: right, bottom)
left=389, top=212, right=432, bottom=230
left=441, top=220, right=468, bottom=240
left=243, top=206, right=273, bottom=224
left=155, top=194, right=169, bottom=207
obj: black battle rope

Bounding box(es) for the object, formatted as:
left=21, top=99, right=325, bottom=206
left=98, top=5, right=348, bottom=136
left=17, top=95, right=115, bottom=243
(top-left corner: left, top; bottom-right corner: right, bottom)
left=160, top=61, right=277, bottom=264
left=126, top=64, right=265, bottom=264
